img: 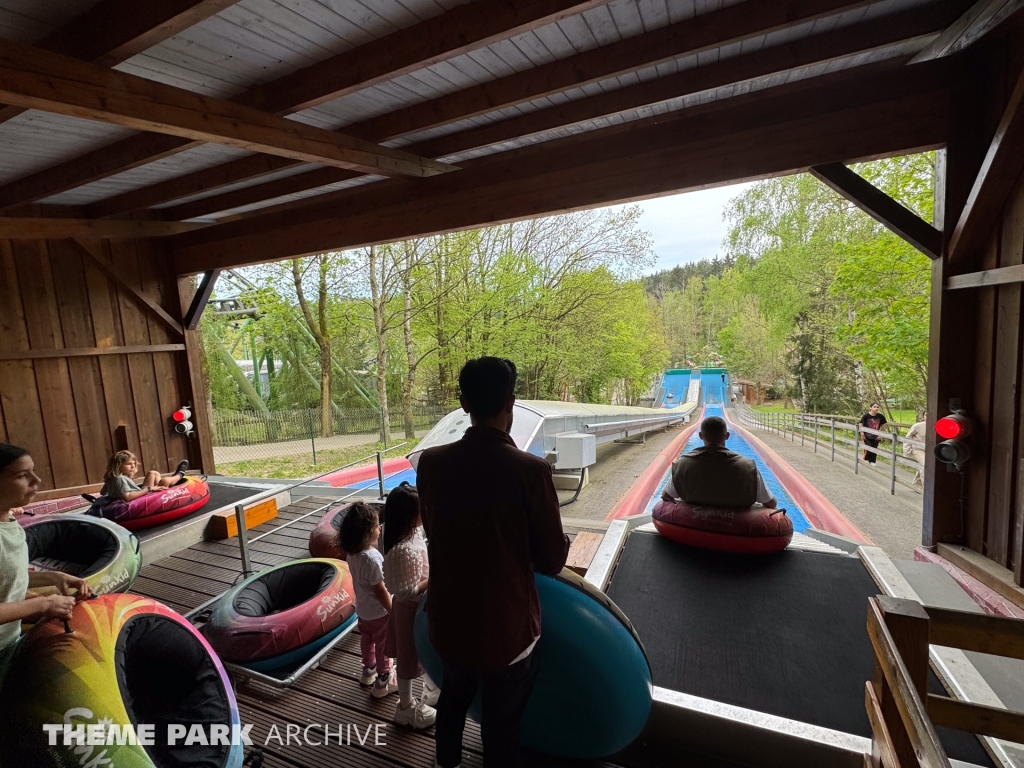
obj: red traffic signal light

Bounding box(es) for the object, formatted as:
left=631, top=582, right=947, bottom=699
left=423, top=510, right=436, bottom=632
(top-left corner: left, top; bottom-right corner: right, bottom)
left=935, top=414, right=971, bottom=440
left=934, top=411, right=972, bottom=470
left=172, top=406, right=193, bottom=436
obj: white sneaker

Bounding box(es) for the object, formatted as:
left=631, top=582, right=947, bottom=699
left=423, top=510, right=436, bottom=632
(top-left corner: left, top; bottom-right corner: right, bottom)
left=394, top=700, right=436, bottom=730
left=421, top=684, right=440, bottom=707
left=372, top=669, right=398, bottom=698
left=360, top=666, right=377, bottom=687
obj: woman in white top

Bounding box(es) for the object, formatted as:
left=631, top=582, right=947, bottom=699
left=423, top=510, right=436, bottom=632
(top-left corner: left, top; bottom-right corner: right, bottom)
left=382, top=482, right=438, bottom=730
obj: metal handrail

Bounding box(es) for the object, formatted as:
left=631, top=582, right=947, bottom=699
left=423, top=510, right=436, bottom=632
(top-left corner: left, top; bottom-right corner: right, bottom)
left=733, top=404, right=924, bottom=495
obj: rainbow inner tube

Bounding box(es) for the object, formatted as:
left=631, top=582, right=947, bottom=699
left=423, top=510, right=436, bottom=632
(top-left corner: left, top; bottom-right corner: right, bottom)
left=308, top=499, right=385, bottom=560
left=652, top=499, right=794, bottom=554
left=24, top=515, right=141, bottom=595
left=0, top=593, right=242, bottom=768
left=415, top=568, right=652, bottom=759
left=202, top=558, right=355, bottom=670
left=93, top=476, right=211, bottom=531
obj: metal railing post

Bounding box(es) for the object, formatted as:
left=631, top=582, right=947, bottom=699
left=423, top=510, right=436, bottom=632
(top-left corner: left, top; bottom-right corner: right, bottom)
left=890, top=430, right=898, bottom=495
left=800, top=414, right=805, bottom=446
left=813, top=416, right=818, bottom=453
left=855, top=425, right=861, bottom=474
left=791, top=413, right=795, bottom=441
left=377, top=451, right=386, bottom=500
left=830, top=418, right=836, bottom=462
left=235, top=503, right=252, bottom=576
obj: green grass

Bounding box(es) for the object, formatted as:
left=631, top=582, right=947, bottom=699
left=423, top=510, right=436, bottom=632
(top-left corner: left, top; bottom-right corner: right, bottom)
left=218, top=438, right=421, bottom=479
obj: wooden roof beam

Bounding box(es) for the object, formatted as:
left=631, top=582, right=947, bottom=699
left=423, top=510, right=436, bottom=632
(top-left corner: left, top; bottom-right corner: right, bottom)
left=0, top=0, right=607, bottom=214
left=947, top=59, right=1024, bottom=263
left=910, top=0, right=1023, bottom=62
left=810, top=163, right=942, bottom=258
left=88, top=0, right=884, bottom=220
left=0, top=0, right=240, bottom=126
left=160, top=1, right=965, bottom=222
left=0, top=218, right=203, bottom=239
left=0, top=40, right=456, bottom=179
left=171, top=60, right=953, bottom=272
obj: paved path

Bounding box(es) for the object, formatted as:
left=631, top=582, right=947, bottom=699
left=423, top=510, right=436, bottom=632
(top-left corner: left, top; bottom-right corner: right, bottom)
left=749, top=427, right=924, bottom=559
left=214, top=430, right=429, bottom=463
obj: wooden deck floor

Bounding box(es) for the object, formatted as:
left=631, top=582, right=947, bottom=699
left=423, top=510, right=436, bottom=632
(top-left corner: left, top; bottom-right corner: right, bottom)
left=127, top=495, right=635, bottom=768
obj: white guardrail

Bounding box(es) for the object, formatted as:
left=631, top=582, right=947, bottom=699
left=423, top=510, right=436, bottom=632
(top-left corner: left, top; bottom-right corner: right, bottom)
left=734, top=405, right=926, bottom=495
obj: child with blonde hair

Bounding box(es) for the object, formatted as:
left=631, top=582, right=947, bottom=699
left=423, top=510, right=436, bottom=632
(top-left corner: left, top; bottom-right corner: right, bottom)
left=101, top=450, right=188, bottom=502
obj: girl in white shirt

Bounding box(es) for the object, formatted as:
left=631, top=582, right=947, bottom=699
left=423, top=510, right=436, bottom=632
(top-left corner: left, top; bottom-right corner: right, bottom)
left=382, top=482, right=438, bottom=730
left=338, top=502, right=395, bottom=698
left=0, top=444, right=91, bottom=659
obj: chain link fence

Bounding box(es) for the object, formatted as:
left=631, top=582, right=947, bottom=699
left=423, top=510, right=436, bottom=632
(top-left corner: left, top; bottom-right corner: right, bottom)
left=211, top=406, right=448, bottom=478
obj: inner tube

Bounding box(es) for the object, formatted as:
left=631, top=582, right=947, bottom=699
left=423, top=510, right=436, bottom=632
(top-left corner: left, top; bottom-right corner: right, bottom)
left=308, top=500, right=385, bottom=560
left=0, top=593, right=242, bottom=768
left=23, top=515, right=141, bottom=595
left=202, top=558, right=355, bottom=670
left=94, top=476, right=211, bottom=531
left=415, top=568, right=652, bottom=758
left=652, top=499, right=794, bottom=554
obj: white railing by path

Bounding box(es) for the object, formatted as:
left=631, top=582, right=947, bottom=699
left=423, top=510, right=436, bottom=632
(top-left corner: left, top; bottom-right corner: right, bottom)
left=734, top=405, right=925, bottom=495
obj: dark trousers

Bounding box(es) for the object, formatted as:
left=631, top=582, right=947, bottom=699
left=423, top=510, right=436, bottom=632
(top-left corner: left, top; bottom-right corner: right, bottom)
left=864, top=437, right=879, bottom=463
left=435, top=650, right=540, bottom=768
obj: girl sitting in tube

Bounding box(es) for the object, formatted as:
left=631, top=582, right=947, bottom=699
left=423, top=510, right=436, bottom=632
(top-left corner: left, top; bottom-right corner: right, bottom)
left=0, top=444, right=92, bottom=660
left=101, top=450, right=189, bottom=502
left=382, top=482, right=439, bottom=730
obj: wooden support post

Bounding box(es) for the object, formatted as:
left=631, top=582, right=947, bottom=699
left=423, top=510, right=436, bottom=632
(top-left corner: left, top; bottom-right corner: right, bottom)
left=867, top=596, right=935, bottom=768
left=177, top=276, right=216, bottom=475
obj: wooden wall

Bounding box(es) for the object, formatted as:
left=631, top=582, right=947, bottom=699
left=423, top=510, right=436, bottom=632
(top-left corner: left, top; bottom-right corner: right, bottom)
left=927, top=27, right=1024, bottom=585
left=0, top=235, right=208, bottom=496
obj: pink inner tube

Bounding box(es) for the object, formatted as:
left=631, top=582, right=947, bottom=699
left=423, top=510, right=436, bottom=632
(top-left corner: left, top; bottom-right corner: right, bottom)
left=99, top=477, right=210, bottom=531
left=202, top=559, right=355, bottom=663
left=652, top=499, right=794, bottom=554
left=308, top=499, right=385, bottom=560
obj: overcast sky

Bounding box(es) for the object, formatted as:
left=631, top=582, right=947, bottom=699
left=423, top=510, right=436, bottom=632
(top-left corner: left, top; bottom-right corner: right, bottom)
left=606, top=181, right=756, bottom=274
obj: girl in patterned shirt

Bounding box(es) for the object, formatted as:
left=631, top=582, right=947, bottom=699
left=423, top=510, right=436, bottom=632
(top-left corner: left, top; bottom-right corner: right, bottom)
left=382, top=482, right=439, bottom=730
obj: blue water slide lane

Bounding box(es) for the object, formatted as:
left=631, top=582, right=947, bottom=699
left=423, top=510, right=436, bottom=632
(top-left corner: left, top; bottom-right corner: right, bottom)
left=643, top=396, right=809, bottom=532
left=658, top=371, right=690, bottom=408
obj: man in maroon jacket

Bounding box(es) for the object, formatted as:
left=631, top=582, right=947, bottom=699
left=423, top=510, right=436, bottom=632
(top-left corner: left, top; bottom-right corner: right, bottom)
left=417, top=357, right=569, bottom=768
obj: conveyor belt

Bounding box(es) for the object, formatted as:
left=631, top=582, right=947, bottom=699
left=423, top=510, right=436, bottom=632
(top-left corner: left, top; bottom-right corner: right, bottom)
left=606, top=532, right=993, bottom=765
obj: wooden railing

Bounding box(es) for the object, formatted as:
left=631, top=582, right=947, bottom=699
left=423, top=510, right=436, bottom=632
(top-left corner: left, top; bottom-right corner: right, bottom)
left=865, top=596, right=1024, bottom=767
left=735, top=405, right=925, bottom=494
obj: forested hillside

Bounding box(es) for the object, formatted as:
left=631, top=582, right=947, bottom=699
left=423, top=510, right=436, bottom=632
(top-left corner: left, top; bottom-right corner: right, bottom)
left=649, top=153, right=934, bottom=416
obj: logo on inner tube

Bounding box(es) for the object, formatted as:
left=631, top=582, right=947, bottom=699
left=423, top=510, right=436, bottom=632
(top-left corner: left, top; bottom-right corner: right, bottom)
left=316, top=588, right=351, bottom=621
left=690, top=506, right=736, bottom=521
left=93, top=568, right=130, bottom=593
left=160, top=486, right=192, bottom=507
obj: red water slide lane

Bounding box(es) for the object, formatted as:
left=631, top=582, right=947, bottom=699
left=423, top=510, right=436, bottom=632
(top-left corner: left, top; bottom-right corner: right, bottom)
left=722, top=411, right=872, bottom=543
left=322, top=457, right=413, bottom=487
left=605, top=408, right=704, bottom=522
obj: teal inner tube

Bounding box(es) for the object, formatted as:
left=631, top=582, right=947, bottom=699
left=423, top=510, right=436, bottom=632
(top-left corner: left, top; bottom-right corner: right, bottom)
left=415, top=568, right=652, bottom=758
left=23, top=515, right=141, bottom=594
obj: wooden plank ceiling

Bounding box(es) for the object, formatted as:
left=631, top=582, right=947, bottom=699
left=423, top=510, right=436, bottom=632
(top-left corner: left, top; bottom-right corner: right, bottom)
left=0, top=0, right=1006, bottom=271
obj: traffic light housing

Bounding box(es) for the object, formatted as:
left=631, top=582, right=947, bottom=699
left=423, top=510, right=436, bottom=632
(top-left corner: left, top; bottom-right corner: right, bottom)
left=934, top=411, right=972, bottom=470
left=172, top=406, right=194, bottom=436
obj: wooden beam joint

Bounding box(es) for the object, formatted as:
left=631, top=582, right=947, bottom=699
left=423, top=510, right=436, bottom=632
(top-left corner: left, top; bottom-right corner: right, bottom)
left=184, top=270, right=221, bottom=330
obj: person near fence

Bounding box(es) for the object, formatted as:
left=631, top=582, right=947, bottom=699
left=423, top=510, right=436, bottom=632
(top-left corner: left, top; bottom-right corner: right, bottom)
left=661, top=416, right=777, bottom=508
left=904, top=416, right=927, bottom=486
left=382, top=481, right=440, bottom=730
left=0, top=444, right=91, bottom=660
left=859, top=403, right=888, bottom=465
left=338, top=502, right=397, bottom=699
left=101, top=450, right=189, bottom=502
left=417, top=356, right=569, bottom=768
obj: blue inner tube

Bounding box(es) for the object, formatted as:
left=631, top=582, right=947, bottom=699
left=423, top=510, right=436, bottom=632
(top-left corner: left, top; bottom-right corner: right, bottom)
left=415, top=568, right=652, bottom=758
